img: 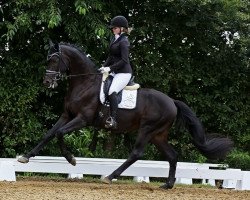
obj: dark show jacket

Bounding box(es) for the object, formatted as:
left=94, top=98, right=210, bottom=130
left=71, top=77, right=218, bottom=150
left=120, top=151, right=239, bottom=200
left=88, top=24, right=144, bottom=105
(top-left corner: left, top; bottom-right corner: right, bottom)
left=103, top=33, right=132, bottom=74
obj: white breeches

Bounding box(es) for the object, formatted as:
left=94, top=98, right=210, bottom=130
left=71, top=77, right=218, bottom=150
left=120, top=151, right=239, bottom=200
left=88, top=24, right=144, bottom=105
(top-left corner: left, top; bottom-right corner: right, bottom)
left=109, top=73, right=132, bottom=95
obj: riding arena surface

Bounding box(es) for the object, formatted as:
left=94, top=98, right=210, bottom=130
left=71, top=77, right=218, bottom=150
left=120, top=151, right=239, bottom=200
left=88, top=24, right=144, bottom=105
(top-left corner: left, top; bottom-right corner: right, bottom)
left=0, top=178, right=249, bottom=200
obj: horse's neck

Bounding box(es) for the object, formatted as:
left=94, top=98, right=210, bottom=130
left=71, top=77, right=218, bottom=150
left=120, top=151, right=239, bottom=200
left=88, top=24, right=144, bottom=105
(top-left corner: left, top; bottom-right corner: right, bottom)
left=63, top=45, right=101, bottom=100
left=67, top=55, right=96, bottom=86
left=69, top=64, right=95, bottom=77
left=63, top=44, right=96, bottom=75
left=67, top=74, right=101, bottom=100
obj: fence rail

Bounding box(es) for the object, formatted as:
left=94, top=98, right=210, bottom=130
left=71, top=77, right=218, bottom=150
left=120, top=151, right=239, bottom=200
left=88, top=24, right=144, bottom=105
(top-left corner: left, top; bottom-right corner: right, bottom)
left=0, top=156, right=249, bottom=190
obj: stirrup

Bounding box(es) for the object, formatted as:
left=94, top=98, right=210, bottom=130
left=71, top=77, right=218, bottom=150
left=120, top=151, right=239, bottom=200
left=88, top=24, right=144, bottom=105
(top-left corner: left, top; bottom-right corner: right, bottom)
left=105, top=117, right=117, bottom=129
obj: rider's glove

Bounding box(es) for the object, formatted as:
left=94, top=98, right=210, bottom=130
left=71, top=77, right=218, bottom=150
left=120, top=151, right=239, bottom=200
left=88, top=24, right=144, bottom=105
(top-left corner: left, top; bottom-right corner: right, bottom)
left=100, top=66, right=111, bottom=73
left=99, top=66, right=104, bottom=72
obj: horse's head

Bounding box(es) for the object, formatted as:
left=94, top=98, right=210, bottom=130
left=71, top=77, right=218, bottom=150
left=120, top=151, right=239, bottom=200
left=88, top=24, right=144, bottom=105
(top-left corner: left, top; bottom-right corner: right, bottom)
left=43, top=40, right=69, bottom=88
left=44, top=41, right=98, bottom=88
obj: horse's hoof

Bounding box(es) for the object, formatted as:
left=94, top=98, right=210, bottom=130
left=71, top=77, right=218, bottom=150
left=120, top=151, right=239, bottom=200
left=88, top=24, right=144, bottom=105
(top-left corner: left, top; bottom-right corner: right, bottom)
left=70, top=157, right=76, bottom=166
left=102, top=177, right=112, bottom=184
left=17, top=156, right=29, bottom=164
left=159, top=183, right=174, bottom=190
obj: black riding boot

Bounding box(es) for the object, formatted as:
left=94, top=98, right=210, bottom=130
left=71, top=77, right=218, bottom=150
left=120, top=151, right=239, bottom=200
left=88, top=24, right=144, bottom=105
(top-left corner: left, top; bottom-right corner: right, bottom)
left=105, top=92, right=118, bottom=129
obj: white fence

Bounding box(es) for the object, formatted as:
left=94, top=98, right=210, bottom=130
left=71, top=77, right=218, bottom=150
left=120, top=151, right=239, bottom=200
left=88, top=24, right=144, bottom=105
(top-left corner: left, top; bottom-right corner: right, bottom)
left=0, top=156, right=249, bottom=190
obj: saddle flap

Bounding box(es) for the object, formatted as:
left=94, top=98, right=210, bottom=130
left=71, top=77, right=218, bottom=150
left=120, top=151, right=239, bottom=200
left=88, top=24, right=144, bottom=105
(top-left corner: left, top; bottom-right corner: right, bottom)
left=100, top=74, right=139, bottom=109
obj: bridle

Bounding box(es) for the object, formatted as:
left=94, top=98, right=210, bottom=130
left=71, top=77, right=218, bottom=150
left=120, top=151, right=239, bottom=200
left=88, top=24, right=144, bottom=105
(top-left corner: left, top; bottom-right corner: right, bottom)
left=45, top=45, right=101, bottom=88
left=46, top=46, right=69, bottom=76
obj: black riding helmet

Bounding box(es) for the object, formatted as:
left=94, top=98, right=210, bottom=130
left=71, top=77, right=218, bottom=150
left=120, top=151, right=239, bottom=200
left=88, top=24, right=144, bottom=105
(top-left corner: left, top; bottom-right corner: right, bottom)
left=109, top=16, right=128, bottom=29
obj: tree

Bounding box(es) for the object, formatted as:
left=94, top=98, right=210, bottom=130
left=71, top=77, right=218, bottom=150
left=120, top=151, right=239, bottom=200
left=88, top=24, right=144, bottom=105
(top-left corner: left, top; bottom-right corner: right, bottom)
left=0, top=0, right=249, bottom=168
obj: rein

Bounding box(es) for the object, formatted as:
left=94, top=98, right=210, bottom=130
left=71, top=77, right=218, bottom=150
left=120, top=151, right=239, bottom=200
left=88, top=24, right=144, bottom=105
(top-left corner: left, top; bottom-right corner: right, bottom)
left=67, top=72, right=102, bottom=78
left=46, top=69, right=102, bottom=78
left=45, top=70, right=102, bottom=80
left=46, top=49, right=102, bottom=79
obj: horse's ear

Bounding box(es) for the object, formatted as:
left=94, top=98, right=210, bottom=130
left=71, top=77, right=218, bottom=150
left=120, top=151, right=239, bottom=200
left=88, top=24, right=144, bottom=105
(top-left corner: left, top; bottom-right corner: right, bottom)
left=54, top=43, right=59, bottom=51
left=49, top=39, right=54, bottom=49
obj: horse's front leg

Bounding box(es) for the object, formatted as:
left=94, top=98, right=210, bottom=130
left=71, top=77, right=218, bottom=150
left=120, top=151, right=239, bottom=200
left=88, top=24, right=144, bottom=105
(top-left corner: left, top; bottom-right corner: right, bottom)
left=55, top=115, right=86, bottom=165
left=55, top=115, right=87, bottom=166
left=18, top=114, right=69, bottom=163
left=57, top=135, right=77, bottom=166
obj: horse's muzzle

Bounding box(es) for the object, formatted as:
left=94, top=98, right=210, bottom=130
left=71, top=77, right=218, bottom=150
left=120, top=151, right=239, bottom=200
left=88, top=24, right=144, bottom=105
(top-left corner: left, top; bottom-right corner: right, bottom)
left=43, top=77, right=58, bottom=88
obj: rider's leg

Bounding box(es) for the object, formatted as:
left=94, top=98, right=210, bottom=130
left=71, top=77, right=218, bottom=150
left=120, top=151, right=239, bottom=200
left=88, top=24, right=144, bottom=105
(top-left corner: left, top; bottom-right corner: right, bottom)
left=106, top=91, right=118, bottom=129
left=106, top=73, right=131, bottom=129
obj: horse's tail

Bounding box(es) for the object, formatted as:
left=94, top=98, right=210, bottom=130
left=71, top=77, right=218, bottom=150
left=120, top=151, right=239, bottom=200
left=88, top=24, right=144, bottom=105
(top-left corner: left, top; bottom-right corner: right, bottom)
left=174, top=100, right=233, bottom=160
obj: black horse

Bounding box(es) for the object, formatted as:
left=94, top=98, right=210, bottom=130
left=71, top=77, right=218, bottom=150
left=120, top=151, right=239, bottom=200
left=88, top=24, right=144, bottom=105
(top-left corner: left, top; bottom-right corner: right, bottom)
left=18, top=41, right=233, bottom=189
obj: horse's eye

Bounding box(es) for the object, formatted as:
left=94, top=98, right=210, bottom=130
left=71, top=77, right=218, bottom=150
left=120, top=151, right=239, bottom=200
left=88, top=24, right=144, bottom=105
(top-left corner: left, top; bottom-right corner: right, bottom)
left=48, top=58, right=58, bottom=65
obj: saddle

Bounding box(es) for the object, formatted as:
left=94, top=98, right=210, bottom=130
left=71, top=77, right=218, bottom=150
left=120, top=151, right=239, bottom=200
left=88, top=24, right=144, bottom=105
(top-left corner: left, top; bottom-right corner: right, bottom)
left=103, top=75, right=122, bottom=104
left=100, top=72, right=140, bottom=109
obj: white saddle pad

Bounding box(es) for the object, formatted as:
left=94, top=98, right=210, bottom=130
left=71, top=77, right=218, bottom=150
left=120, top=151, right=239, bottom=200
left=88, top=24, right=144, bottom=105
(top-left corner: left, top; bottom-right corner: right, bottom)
left=100, top=81, right=138, bottom=109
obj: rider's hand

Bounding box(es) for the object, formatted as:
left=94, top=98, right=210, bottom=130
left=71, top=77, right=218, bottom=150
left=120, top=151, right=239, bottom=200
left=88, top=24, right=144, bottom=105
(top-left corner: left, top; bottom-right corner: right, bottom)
left=99, top=66, right=104, bottom=72
left=103, top=67, right=111, bottom=73
left=99, top=66, right=110, bottom=73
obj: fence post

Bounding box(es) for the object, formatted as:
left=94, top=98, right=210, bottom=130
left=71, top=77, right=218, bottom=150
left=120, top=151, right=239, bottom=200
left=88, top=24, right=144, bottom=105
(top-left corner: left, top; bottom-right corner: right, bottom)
left=0, top=161, right=16, bottom=181
left=222, top=169, right=241, bottom=189
left=175, top=178, right=193, bottom=185
left=206, top=179, right=216, bottom=186
left=100, top=175, right=117, bottom=182
left=133, top=176, right=150, bottom=183
left=236, top=171, right=250, bottom=190
left=67, top=174, right=83, bottom=179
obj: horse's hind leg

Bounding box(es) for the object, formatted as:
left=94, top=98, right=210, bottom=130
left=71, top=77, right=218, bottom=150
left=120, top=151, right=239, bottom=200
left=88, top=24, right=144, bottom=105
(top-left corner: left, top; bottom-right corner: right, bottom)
left=152, top=135, right=178, bottom=189
left=103, top=130, right=152, bottom=184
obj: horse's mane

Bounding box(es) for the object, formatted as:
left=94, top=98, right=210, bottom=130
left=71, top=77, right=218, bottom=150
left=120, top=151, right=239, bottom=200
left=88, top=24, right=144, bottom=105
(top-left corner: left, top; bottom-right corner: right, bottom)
left=59, top=42, right=97, bottom=70
left=59, top=42, right=86, bottom=56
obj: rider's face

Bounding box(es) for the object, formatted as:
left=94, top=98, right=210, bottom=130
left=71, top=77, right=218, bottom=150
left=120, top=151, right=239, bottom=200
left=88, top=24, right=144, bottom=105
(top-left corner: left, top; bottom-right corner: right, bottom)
left=112, top=27, right=121, bottom=35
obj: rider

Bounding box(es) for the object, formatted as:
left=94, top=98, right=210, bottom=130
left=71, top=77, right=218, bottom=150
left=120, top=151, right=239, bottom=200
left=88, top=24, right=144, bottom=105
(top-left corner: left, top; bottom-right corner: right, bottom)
left=100, top=15, right=133, bottom=129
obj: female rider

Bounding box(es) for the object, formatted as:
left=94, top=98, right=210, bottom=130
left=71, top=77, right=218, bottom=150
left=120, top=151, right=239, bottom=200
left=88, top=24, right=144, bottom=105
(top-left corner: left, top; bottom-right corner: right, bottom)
left=100, top=16, right=133, bottom=129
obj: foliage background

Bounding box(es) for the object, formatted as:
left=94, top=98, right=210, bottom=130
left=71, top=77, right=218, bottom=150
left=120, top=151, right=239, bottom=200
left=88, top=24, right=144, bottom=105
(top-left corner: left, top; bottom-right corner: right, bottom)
left=0, top=0, right=249, bottom=169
